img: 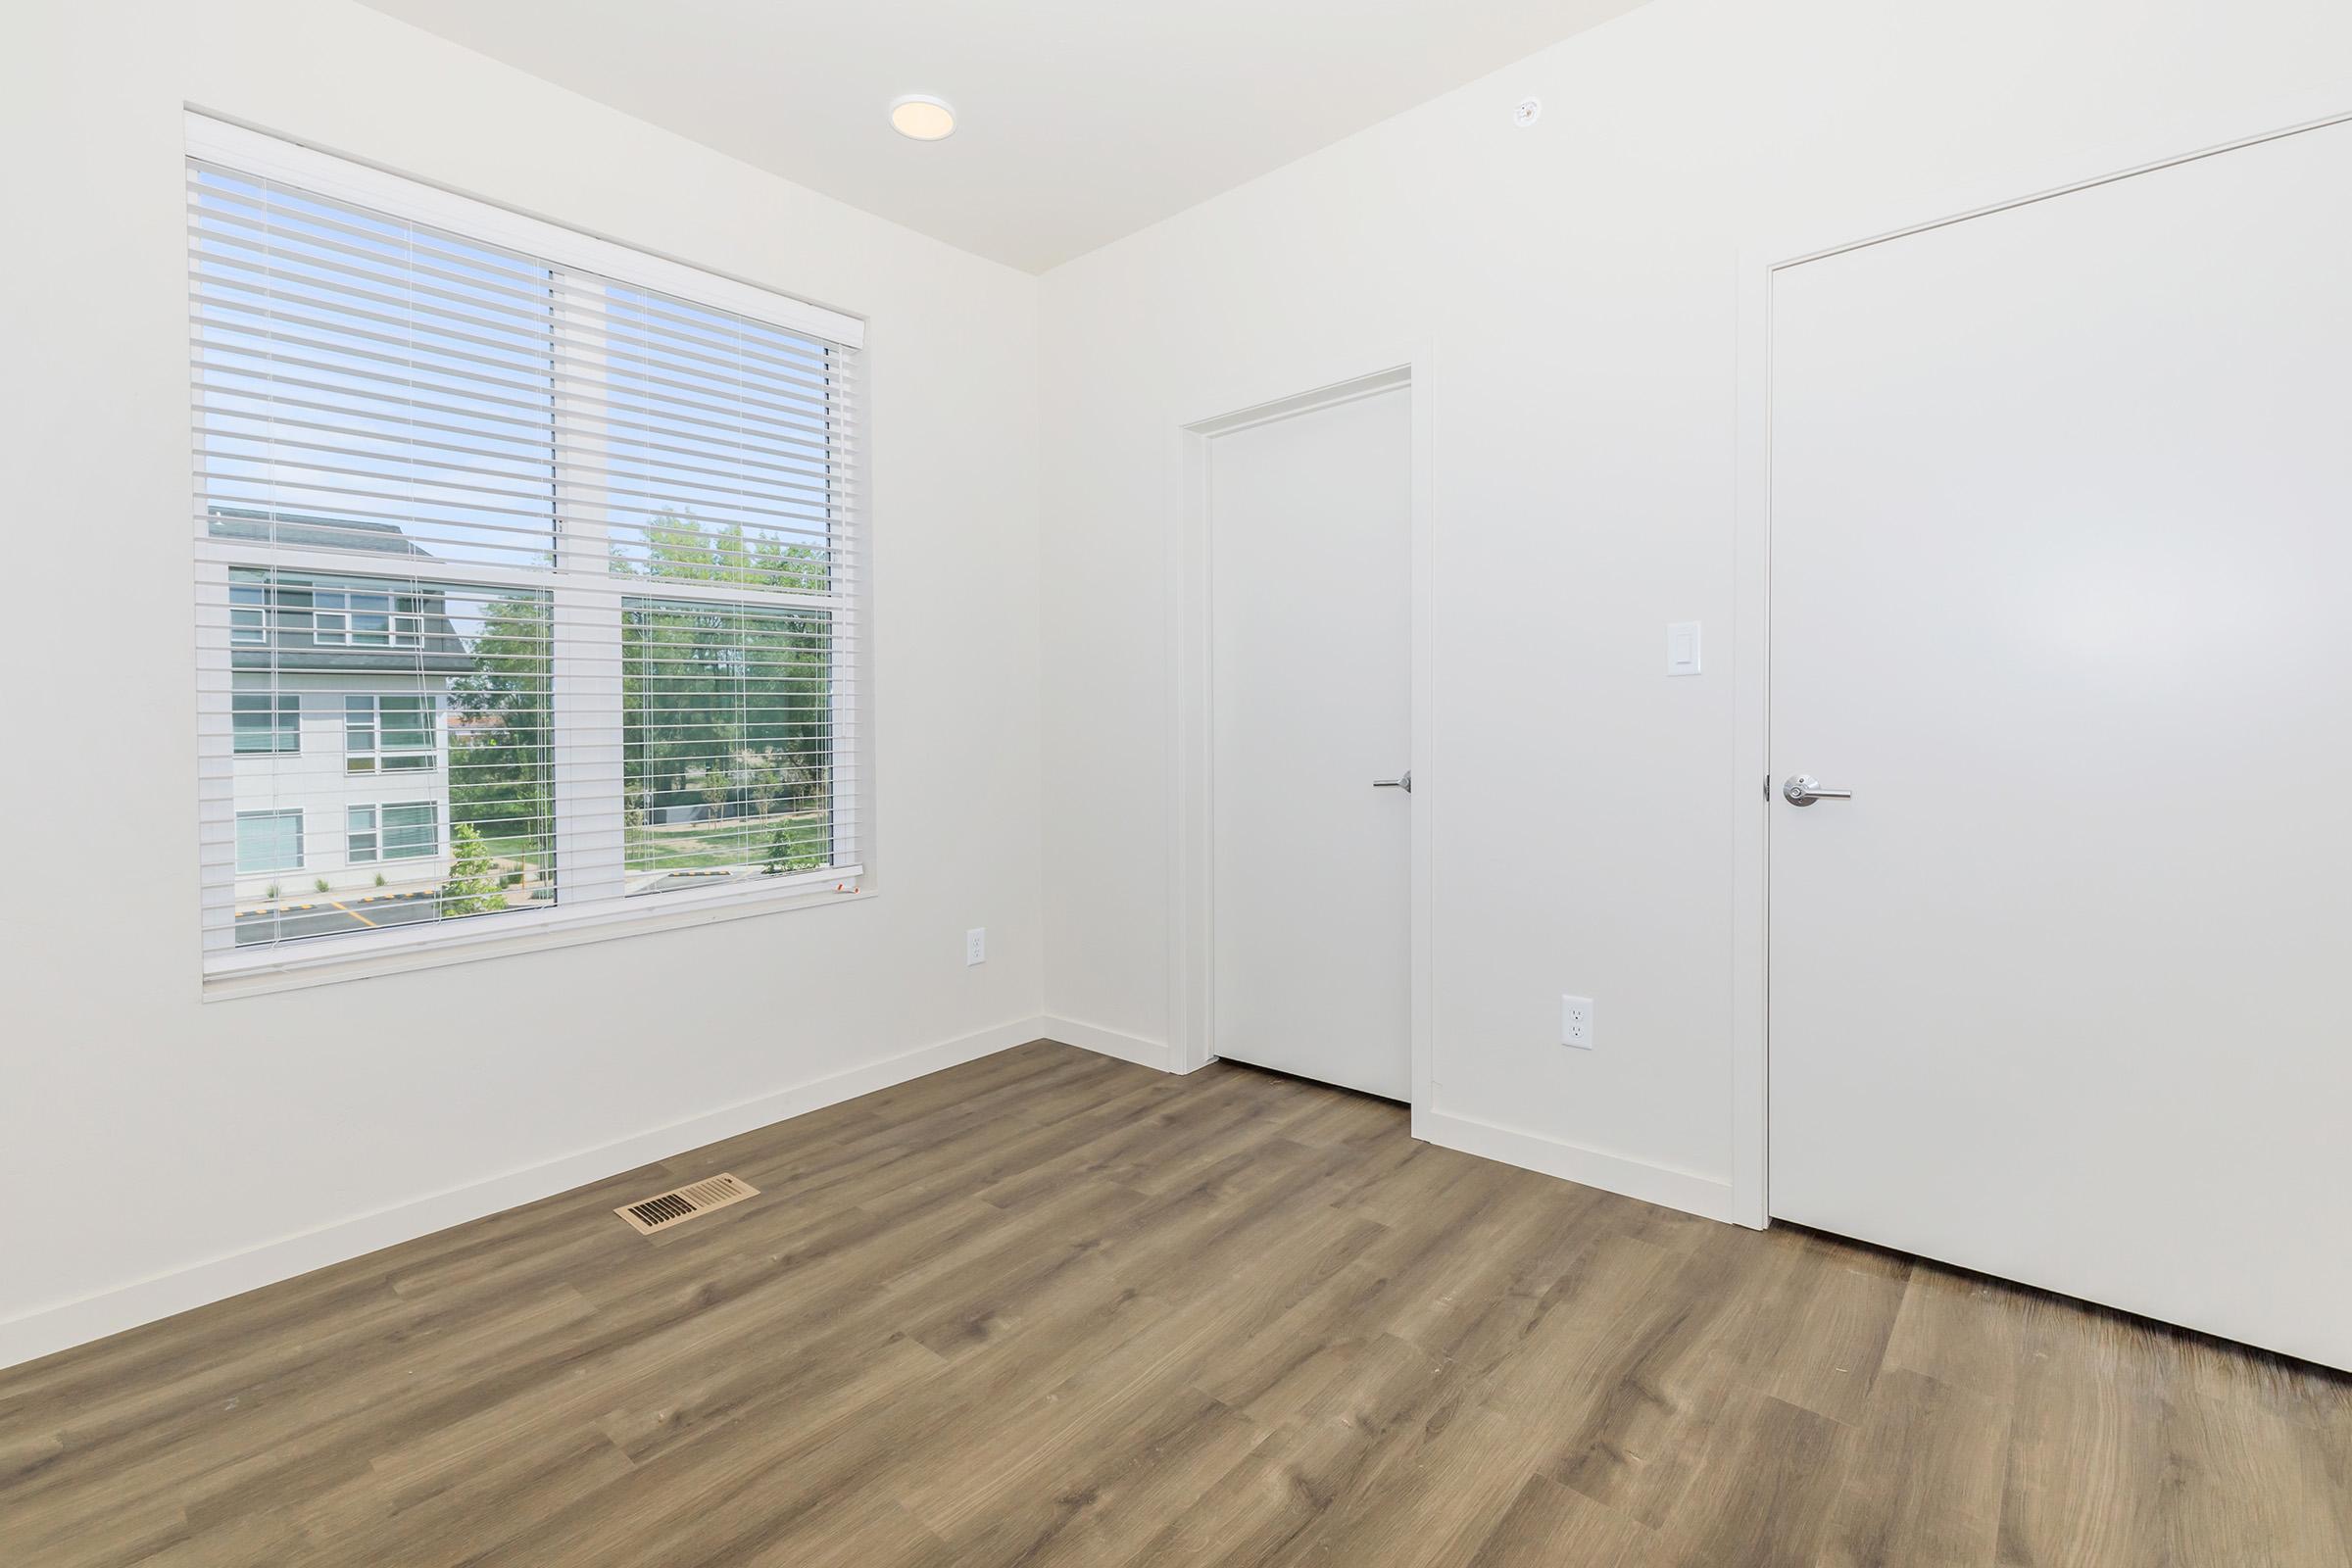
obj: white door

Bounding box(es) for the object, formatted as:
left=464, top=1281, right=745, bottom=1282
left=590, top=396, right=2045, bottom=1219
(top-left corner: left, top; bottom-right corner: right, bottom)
left=1210, top=384, right=1412, bottom=1100
left=1769, top=119, right=2352, bottom=1369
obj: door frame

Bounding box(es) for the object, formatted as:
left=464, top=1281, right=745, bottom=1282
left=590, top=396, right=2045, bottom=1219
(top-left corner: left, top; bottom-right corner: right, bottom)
left=1730, top=92, right=2352, bottom=1229
left=1171, top=356, right=1436, bottom=1102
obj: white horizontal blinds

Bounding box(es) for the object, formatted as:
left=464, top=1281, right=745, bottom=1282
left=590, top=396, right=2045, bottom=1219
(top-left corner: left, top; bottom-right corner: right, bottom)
left=190, top=165, right=562, bottom=569
left=557, top=271, right=860, bottom=900
left=190, top=142, right=861, bottom=969
left=621, top=599, right=842, bottom=891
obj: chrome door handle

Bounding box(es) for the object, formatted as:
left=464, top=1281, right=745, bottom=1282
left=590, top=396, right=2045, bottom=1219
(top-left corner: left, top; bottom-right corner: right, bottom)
left=1373, top=769, right=1413, bottom=794
left=1782, top=773, right=1852, bottom=807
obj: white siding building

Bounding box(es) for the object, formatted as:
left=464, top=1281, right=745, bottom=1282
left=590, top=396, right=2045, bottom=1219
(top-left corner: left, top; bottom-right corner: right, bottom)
left=221, top=513, right=467, bottom=904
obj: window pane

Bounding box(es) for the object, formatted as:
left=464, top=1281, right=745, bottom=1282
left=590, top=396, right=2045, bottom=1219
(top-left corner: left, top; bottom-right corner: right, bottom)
left=229, top=578, right=270, bottom=644
left=599, top=284, right=845, bottom=592
left=380, top=695, right=433, bottom=752
left=236, top=810, right=303, bottom=873
left=346, top=804, right=377, bottom=863
left=232, top=693, right=299, bottom=755
left=623, top=597, right=834, bottom=894
left=192, top=165, right=560, bottom=571
left=225, top=574, right=552, bottom=948
left=382, top=802, right=439, bottom=859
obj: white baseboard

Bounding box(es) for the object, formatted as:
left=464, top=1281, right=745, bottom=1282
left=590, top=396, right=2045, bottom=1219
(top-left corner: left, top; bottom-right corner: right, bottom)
left=1414, top=1106, right=1736, bottom=1223
left=0, top=1015, right=1048, bottom=1373
left=1041, top=1014, right=1177, bottom=1072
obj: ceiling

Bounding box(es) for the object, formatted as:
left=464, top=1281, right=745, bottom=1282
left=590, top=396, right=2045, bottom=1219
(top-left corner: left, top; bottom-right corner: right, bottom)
left=357, top=0, right=1650, bottom=272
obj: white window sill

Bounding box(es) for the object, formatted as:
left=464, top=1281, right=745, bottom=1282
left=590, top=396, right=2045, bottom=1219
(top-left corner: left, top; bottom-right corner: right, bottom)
left=201, top=868, right=871, bottom=1002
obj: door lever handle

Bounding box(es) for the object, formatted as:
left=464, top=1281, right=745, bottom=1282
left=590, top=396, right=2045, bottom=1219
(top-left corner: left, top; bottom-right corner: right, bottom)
left=1782, top=773, right=1852, bottom=808
left=1373, top=770, right=1413, bottom=794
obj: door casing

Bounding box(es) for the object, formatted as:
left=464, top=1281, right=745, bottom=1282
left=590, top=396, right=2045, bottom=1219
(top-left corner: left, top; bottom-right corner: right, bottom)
left=1730, top=90, right=2352, bottom=1230
left=1172, top=358, right=1436, bottom=1109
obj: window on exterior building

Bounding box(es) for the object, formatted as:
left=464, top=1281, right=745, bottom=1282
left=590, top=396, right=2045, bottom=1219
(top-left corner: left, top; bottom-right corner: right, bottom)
left=235, top=809, right=304, bottom=874
left=381, top=802, right=440, bottom=861
left=191, top=117, right=862, bottom=977
left=313, top=589, right=423, bottom=649
left=229, top=580, right=270, bottom=645
left=232, top=691, right=299, bottom=754
left=346, top=805, right=379, bottom=863
left=345, top=694, right=437, bottom=774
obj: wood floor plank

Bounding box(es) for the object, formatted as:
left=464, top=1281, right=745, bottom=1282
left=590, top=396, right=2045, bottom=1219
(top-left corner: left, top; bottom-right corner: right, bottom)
left=1712, top=1226, right=1908, bottom=1427
left=1880, top=1260, right=2031, bottom=1405
left=1654, top=1386, right=1857, bottom=1568
left=1466, top=1472, right=1660, bottom=1568
left=1817, top=1366, right=2011, bottom=1568
left=1, top=1043, right=2345, bottom=1568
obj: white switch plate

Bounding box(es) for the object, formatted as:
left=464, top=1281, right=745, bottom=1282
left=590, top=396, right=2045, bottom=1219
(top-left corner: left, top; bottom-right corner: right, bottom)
left=1562, top=995, right=1594, bottom=1050
left=1666, top=620, right=1702, bottom=676
left=965, top=928, right=987, bottom=966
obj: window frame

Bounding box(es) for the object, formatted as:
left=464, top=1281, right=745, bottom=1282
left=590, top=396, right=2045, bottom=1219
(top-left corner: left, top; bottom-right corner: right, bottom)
left=190, top=115, right=872, bottom=993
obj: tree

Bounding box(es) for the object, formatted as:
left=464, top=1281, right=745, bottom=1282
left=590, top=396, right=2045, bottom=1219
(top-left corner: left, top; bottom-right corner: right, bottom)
left=447, top=593, right=554, bottom=864
left=446, top=511, right=836, bottom=872
left=741, top=749, right=783, bottom=818
left=762, top=825, right=818, bottom=877
left=438, top=823, right=506, bottom=917
left=613, top=513, right=834, bottom=830
left=695, top=762, right=736, bottom=820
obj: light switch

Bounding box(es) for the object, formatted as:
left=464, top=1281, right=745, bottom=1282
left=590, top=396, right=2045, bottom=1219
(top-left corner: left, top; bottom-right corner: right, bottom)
left=1666, top=621, right=1702, bottom=676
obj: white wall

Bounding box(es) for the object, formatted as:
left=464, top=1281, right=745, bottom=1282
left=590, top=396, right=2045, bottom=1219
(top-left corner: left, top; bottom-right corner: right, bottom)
left=0, top=0, right=1043, bottom=1360
left=1037, top=0, right=2352, bottom=1203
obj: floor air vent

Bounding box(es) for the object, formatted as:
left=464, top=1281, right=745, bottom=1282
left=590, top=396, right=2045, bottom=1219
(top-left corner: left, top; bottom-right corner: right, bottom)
left=614, top=1173, right=759, bottom=1235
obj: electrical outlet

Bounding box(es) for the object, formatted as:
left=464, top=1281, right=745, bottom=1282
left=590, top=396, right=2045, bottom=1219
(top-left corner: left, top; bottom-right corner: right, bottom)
left=1561, top=995, right=1594, bottom=1050
left=965, top=927, right=987, bottom=966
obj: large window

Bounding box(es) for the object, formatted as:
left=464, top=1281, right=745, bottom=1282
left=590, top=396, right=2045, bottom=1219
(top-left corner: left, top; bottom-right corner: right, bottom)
left=191, top=119, right=862, bottom=973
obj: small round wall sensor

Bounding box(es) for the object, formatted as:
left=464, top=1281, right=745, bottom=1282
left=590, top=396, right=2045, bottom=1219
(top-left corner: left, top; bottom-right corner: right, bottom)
left=1513, top=97, right=1543, bottom=128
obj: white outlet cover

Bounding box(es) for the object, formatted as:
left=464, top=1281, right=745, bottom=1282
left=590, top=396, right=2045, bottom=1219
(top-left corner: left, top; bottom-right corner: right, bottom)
left=1562, top=994, right=1594, bottom=1050
left=965, top=927, right=986, bottom=965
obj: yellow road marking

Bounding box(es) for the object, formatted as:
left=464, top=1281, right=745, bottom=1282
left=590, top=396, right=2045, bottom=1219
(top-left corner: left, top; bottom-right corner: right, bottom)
left=329, top=900, right=378, bottom=928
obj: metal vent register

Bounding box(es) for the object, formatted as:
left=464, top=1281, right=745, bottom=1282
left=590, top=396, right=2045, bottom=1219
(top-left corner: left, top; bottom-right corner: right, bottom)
left=614, top=1174, right=760, bottom=1236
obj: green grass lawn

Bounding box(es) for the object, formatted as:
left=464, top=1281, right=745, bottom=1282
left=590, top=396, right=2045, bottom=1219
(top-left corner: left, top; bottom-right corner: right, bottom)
left=466, top=812, right=830, bottom=875
left=629, top=811, right=829, bottom=872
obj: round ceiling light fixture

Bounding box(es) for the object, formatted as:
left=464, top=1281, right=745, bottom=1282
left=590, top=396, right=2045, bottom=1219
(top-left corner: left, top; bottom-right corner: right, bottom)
left=890, top=95, right=956, bottom=141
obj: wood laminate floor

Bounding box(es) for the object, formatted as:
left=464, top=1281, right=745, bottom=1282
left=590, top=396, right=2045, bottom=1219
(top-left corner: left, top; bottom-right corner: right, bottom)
left=4, top=1041, right=2347, bottom=1566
